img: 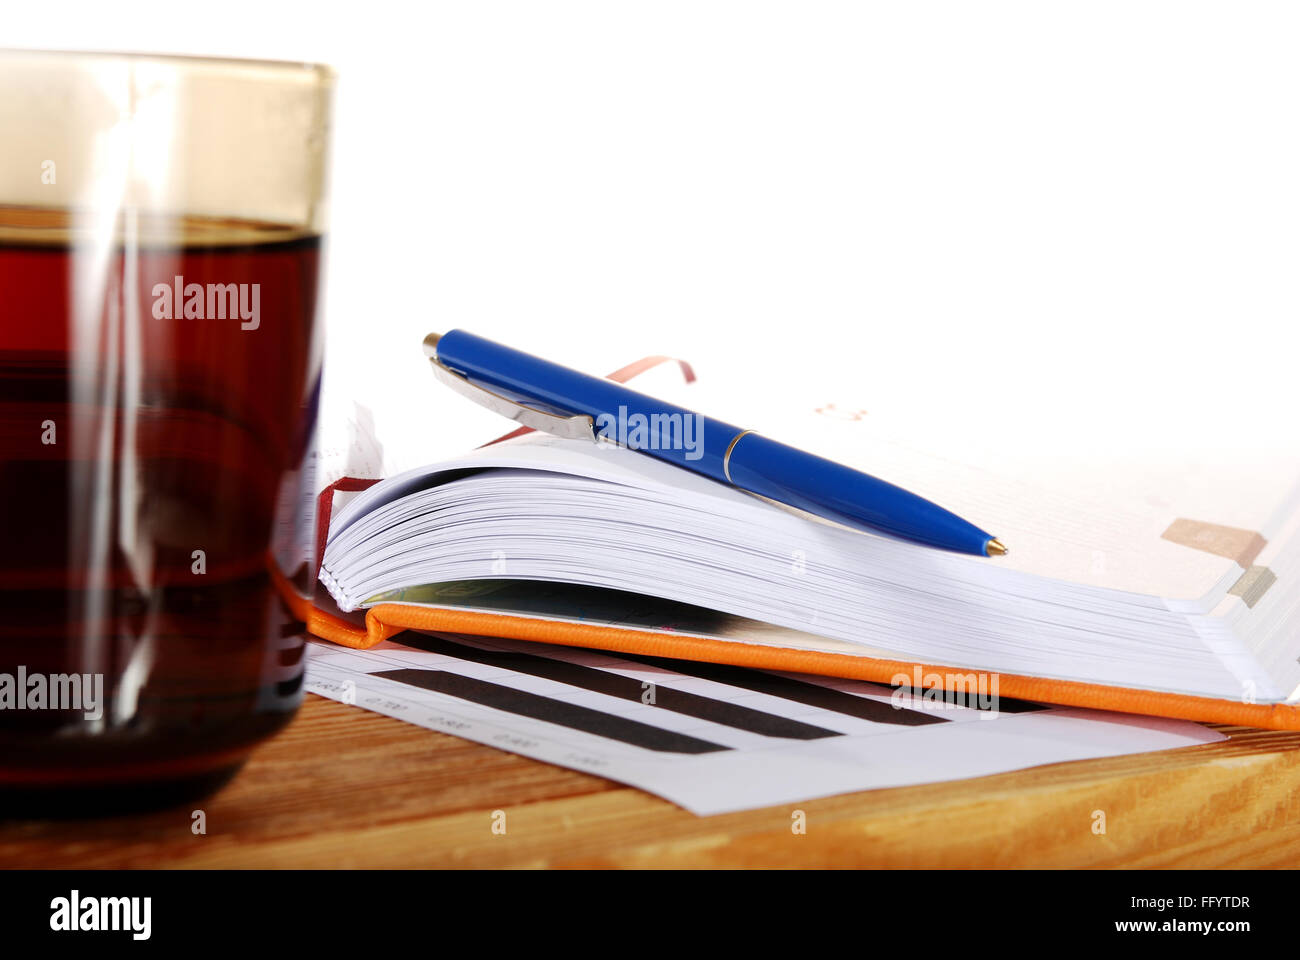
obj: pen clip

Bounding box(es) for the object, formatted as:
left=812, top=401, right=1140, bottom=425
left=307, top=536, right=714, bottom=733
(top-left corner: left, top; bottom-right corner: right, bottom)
left=423, top=333, right=597, bottom=442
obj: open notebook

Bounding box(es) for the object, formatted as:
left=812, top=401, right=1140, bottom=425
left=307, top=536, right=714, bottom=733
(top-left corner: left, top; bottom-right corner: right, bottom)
left=303, top=367, right=1300, bottom=730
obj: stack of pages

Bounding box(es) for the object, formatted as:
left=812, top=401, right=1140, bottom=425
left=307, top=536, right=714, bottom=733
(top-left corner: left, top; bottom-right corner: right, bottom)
left=319, top=393, right=1300, bottom=712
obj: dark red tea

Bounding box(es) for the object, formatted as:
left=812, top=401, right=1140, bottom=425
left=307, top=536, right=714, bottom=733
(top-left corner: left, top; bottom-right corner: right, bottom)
left=0, top=207, right=323, bottom=812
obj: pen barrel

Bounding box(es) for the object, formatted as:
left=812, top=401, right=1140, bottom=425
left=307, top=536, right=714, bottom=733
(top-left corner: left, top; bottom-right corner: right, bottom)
left=435, top=329, right=743, bottom=481
left=724, top=433, right=995, bottom=554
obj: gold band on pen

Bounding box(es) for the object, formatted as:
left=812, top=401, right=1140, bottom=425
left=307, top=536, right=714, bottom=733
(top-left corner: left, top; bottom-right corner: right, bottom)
left=722, top=429, right=756, bottom=484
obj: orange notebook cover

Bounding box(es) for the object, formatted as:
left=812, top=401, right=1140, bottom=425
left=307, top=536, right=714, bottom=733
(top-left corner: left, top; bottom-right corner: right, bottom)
left=293, top=356, right=1300, bottom=732
left=282, top=567, right=1300, bottom=732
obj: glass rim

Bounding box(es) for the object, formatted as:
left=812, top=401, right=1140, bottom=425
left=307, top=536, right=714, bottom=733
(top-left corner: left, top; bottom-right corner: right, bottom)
left=0, top=46, right=336, bottom=82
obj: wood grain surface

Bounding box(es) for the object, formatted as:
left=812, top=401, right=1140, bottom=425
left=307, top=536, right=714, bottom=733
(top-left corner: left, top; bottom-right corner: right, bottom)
left=3, top=694, right=1299, bottom=868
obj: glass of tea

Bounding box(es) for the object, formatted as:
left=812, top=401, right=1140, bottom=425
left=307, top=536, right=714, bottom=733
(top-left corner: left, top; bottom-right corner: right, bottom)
left=0, top=50, right=333, bottom=813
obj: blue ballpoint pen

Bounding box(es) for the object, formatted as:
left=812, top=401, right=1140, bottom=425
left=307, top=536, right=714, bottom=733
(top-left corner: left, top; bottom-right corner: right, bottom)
left=423, top=330, right=1007, bottom=557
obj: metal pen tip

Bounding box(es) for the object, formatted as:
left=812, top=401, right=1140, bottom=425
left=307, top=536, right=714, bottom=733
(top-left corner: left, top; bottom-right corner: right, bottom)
left=985, top=538, right=1009, bottom=557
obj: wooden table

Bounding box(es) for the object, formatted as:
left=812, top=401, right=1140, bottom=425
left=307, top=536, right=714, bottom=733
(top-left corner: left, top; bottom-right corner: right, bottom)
left=3, top=694, right=1299, bottom=868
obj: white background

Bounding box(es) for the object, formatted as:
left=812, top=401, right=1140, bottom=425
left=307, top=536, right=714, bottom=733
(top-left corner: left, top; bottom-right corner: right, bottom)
left=9, top=1, right=1300, bottom=467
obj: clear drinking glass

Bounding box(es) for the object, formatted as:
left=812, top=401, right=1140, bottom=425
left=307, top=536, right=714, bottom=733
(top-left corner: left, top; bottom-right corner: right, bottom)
left=0, top=50, right=333, bottom=813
